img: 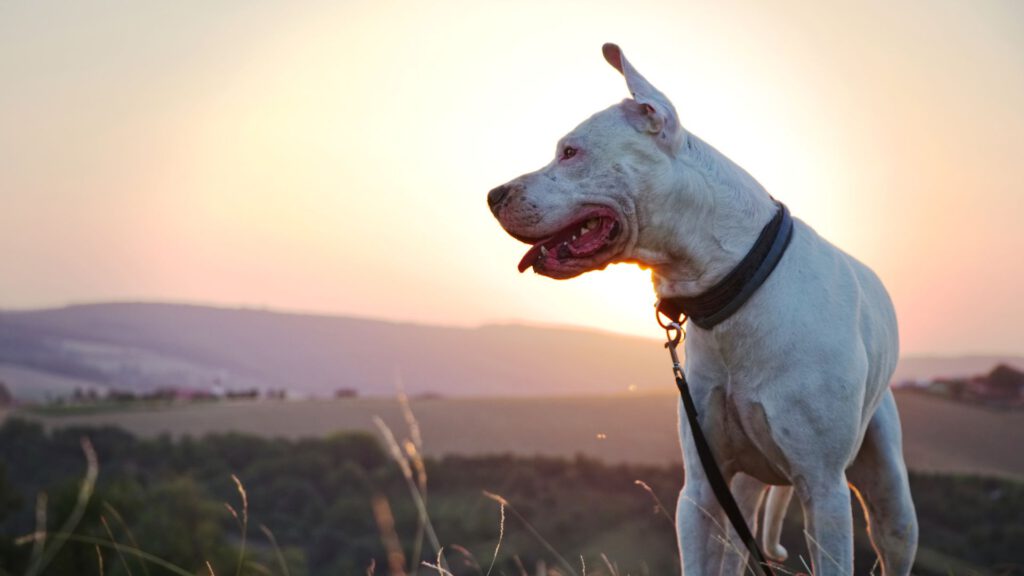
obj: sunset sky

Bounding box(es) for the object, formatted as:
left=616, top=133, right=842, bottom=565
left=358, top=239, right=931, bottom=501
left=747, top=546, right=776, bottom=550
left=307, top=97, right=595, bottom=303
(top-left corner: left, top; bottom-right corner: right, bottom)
left=2, top=0, right=1022, bottom=356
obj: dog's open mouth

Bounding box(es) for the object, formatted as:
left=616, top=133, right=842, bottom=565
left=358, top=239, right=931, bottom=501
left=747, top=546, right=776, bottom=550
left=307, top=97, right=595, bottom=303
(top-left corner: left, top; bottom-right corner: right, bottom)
left=517, top=207, right=622, bottom=276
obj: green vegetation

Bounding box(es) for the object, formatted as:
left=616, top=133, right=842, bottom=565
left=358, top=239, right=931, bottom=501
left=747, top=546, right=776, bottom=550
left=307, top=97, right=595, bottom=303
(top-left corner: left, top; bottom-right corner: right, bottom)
left=0, top=418, right=1021, bottom=575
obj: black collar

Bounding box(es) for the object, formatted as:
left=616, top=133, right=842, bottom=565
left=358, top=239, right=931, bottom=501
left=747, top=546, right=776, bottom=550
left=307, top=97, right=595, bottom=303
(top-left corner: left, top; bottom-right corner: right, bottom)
left=656, top=201, right=794, bottom=330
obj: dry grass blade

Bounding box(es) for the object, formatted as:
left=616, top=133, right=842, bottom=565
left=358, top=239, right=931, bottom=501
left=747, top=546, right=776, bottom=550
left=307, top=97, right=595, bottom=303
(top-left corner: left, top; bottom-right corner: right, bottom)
left=402, top=438, right=428, bottom=574
left=259, top=524, right=292, bottom=576
left=397, top=384, right=423, bottom=452
left=371, top=494, right=407, bottom=576
left=421, top=547, right=457, bottom=576
left=225, top=503, right=239, bottom=522
left=103, top=502, right=150, bottom=576
left=761, top=560, right=798, bottom=576
left=803, top=530, right=847, bottom=575
left=230, top=474, right=249, bottom=576
left=374, top=417, right=415, bottom=481
left=25, top=437, right=99, bottom=576
left=599, top=554, right=618, bottom=576
left=512, top=555, right=528, bottom=576
left=420, top=562, right=455, bottom=576
left=207, top=560, right=216, bottom=576
left=483, top=491, right=578, bottom=576
left=679, top=493, right=760, bottom=575
left=96, top=544, right=104, bottom=576
left=27, top=492, right=47, bottom=568
left=365, top=558, right=376, bottom=576
left=373, top=416, right=449, bottom=573
left=404, top=440, right=428, bottom=497
left=485, top=498, right=506, bottom=576
left=799, top=555, right=813, bottom=576
left=17, top=532, right=197, bottom=576
left=633, top=480, right=674, bottom=526
left=448, top=545, right=482, bottom=573
left=101, top=515, right=134, bottom=576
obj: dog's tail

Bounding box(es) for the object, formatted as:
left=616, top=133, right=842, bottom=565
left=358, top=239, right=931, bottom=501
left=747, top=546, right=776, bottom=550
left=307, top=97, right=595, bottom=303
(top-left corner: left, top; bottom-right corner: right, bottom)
left=762, top=485, right=793, bottom=561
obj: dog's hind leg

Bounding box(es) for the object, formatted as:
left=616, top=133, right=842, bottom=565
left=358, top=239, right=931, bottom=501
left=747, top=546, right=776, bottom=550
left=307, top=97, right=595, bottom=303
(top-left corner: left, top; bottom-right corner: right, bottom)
left=718, top=474, right=769, bottom=576
left=762, top=485, right=794, bottom=562
left=846, top=390, right=918, bottom=576
left=793, top=471, right=854, bottom=576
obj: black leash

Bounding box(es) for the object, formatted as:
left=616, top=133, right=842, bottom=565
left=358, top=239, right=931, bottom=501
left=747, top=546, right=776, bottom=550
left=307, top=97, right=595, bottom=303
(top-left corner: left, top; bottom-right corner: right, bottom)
left=654, top=201, right=793, bottom=575
left=661, top=320, right=775, bottom=576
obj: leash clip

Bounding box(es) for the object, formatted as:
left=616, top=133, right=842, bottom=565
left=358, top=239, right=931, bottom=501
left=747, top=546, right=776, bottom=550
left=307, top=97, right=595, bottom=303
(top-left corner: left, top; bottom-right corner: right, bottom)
left=655, top=299, right=686, bottom=372
left=663, top=321, right=685, bottom=377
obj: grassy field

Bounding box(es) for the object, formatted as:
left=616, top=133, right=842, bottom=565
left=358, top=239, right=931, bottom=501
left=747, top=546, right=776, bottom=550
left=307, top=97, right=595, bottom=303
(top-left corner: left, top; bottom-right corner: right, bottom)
left=9, top=388, right=1024, bottom=479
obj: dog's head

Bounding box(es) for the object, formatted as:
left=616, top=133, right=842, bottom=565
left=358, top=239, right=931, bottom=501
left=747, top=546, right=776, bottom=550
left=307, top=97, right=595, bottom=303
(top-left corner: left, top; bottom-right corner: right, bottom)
left=488, top=43, right=687, bottom=280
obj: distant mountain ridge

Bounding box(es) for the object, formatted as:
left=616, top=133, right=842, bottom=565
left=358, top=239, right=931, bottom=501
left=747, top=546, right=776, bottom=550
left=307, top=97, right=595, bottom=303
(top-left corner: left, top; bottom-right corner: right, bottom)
left=1, top=302, right=1021, bottom=401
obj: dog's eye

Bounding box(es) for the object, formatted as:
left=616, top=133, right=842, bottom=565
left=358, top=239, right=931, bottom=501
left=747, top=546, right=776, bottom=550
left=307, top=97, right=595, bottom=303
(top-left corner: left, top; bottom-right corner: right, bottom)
left=561, top=146, right=577, bottom=160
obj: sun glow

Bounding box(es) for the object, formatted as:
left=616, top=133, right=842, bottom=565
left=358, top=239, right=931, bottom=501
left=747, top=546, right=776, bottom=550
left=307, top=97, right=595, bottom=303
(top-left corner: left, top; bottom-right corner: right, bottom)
left=2, top=0, right=1022, bottom=354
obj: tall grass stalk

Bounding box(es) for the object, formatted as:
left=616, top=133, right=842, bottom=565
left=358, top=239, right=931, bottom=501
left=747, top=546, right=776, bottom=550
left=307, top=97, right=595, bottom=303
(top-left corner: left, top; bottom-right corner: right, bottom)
left=229, top=474, right=249, bottom=576
left=398, top=388, right=428, bottom=575
left=373, top=415, right=449, bottom=573
left=371, top=494, right=407, bottom=576
left=485, top=499, right=505, bottom=576
left=633, top=480, right=674, bottom=527
left=512, top=555, right=528, bottom=576
left=18, top=533, right=197, bottom=576
left=482, top=491, right=578, bottom=576
left=680, top=493, right=762, bottom=576
left=26, top=492, right=47, bottom=570
left=24, top=437, right=98, bottom=576
left=802, top=530, right=846, bottom=575
left=421, top=547, right=456, bottom=576
left=102, top=501, right=150, bottom=576
left=599, top=553, right=618, bottom=576
left=100, top=514, right=135, bottom=576
left=259, top=523, right=292, bottom=576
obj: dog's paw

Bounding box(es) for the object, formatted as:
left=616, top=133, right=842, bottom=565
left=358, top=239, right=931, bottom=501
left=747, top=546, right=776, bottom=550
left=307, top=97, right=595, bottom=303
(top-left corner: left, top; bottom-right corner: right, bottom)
left=766, top=543, right=788, bottom=562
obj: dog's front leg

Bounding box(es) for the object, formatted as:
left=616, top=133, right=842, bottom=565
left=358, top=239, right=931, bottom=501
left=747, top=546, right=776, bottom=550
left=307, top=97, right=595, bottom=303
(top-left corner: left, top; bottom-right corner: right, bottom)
left=675, top=395, right=739, bottom=576
left=677, top=469, right=729, bottom=575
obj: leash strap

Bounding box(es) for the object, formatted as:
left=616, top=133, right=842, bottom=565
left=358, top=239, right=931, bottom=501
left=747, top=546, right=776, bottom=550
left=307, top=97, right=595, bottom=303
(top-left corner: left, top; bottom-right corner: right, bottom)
left=663, top=323, right=775, bottom=576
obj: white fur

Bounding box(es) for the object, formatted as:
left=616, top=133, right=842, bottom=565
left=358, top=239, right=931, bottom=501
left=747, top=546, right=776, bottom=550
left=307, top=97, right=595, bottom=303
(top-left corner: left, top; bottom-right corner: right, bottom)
left=490, top=44, right=918, bottom=575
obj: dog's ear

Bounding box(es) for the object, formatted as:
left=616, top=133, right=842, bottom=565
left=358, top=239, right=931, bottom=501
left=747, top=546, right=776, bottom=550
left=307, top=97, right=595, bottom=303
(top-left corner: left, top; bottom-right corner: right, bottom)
left=602, top=43, right=684, bottom=154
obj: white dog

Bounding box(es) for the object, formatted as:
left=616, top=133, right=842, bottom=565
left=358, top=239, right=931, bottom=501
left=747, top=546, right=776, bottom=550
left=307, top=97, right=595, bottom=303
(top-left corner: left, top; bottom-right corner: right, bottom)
left=488, top=44, right=917, bottom=575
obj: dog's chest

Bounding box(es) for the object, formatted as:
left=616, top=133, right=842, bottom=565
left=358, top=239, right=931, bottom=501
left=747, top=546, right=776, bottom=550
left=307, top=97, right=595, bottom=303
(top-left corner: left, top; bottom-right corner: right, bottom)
left=686, top=341, right=792, bottom=485
left=717, top=389, right=791, bottom=485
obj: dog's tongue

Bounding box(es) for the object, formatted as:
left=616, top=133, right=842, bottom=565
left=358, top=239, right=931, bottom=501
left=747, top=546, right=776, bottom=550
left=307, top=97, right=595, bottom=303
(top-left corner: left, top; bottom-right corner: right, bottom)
left=518, top=244, right=544, bottom=272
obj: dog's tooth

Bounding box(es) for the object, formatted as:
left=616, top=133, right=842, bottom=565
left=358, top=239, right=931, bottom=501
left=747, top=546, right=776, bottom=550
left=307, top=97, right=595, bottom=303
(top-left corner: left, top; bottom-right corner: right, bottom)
left=572, top=234, right=578, bottom=241
left=540, top=246, right=549, bottom=257
left=580, top=227, right=590, bottom=236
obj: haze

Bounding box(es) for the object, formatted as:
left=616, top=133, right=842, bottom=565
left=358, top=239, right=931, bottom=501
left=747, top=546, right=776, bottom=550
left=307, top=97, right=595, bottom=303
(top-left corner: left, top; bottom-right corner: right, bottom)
left=1, top=0, right=1022, bottom=356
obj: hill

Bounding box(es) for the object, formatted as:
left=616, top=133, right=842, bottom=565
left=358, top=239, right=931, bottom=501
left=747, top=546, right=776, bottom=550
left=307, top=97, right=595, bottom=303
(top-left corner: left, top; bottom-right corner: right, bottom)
left=0, top=302, right=666, bottom=400
left=1, top=302, right=1022, bottom=400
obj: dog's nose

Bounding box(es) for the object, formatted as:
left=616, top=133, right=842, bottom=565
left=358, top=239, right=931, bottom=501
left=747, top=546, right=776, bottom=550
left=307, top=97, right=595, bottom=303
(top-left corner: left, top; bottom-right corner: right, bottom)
left=487, top=185, right=510, bottom=212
